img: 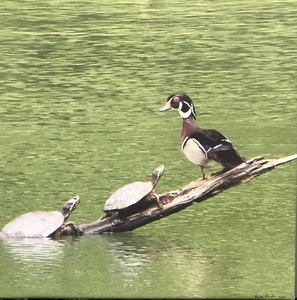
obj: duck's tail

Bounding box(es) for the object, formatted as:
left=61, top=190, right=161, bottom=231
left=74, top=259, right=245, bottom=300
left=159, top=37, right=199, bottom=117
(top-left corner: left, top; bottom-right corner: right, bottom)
left=216, top=148, right=246, bottom=170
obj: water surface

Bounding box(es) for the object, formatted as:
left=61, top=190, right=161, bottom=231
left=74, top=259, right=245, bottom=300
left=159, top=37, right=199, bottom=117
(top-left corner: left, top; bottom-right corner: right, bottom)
left=0, top=0, right=296, bottom=298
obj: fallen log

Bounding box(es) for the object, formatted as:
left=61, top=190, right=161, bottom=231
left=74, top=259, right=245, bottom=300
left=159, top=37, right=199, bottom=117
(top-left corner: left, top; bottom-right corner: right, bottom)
left=73, top=154, right=297, bottom=235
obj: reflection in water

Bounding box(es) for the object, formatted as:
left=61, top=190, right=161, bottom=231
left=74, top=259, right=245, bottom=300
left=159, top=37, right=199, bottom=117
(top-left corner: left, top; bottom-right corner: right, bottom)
left=1, top=238, right=64, bottom=263
left=96, top=233, right=150, bottom=282
left=107, top=240, right=148, bottom=279
left=100, top=232, right=208, bottom=295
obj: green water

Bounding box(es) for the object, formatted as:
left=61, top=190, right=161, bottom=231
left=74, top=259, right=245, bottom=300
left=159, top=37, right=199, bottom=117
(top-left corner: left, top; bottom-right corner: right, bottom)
left=0, top=0, right=296, bottom=298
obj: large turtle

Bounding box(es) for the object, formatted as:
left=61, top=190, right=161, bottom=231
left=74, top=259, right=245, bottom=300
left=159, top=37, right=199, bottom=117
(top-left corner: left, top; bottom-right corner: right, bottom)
left=101, top=165, right=165, bottom=220
left=0, top=196, right=82, bottom=238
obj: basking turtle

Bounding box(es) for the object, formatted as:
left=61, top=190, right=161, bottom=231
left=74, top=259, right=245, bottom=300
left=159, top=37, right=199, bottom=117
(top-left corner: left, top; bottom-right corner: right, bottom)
left=101, top=165, right=165, bottom=220
left=0, top=196, right=82, bottom=238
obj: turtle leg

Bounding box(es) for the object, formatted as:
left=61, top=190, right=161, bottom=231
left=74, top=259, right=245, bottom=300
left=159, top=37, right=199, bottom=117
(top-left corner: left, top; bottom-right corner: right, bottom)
left=99, top=211, right=118, bottom=221
left=148, top=193, right=163, bottom=209
left=108, top=212, right=125, bottom=226
left=99, top=213, right=108, bottom=220
left=155, top=194, right=163, bottom=209
left=62, top=222, right=83, bottom=236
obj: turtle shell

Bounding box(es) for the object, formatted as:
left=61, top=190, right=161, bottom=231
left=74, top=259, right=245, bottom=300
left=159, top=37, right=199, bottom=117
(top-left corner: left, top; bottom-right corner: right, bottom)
left=0, top=211, right=64, bottom=238
left=104, top=181, right=153, bottom=212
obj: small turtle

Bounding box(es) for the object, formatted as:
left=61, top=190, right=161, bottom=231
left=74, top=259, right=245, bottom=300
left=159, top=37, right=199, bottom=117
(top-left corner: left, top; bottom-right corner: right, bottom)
left=0, top=196, right=82, bottom=238
left=101, top=165, right=165, bottom=220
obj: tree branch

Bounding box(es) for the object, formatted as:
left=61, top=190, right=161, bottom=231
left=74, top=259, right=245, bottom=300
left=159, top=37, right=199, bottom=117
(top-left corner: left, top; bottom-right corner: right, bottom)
left=73, top=154, right=297, bottom=235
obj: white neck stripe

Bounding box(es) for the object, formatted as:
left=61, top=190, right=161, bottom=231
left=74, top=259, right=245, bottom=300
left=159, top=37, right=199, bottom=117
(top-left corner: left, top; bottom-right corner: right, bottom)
left=179, top=109, right=192, bottom=119
left=178, top=101, right=196, bottom=119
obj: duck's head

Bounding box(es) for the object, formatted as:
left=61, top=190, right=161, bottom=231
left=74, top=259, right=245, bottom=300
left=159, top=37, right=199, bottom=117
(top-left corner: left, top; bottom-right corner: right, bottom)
left=159, top=93, right=197, bottom=119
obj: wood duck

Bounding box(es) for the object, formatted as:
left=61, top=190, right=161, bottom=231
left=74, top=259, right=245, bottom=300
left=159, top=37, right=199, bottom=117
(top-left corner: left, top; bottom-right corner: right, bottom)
left=160, top=93, right=245, bottom=179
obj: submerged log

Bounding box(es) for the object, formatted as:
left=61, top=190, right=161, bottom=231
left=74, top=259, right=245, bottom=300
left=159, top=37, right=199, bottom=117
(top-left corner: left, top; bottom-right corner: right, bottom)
left=73, top=154, right=297, bottom=235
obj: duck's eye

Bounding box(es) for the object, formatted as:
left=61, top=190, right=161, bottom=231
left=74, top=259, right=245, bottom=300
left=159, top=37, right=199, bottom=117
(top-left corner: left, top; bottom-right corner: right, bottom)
left=173, top=96, right=180, bottom=102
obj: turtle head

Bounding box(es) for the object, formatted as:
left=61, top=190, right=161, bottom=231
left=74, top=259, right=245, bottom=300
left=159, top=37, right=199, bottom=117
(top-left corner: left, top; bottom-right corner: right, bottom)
left=151, top=165, right=165, bottom=187
left=61, top=196, right=80, bottom=218
left=159, top=93, right=197, bottom=120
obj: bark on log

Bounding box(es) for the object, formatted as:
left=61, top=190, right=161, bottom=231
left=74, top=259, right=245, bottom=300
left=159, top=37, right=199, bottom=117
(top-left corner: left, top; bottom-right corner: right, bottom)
left=74, top=154, right=297, bottom=235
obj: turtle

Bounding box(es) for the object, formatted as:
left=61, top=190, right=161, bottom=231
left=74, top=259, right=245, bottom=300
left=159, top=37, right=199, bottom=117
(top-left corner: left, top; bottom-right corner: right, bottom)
left=0, top=196, right=83, bottom=238
left=101, top=165, right=165, bottom=220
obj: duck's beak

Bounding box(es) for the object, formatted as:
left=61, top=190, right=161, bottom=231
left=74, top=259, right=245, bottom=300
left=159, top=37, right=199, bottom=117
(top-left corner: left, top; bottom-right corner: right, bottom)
left=159, top=101, right=171, bottom=112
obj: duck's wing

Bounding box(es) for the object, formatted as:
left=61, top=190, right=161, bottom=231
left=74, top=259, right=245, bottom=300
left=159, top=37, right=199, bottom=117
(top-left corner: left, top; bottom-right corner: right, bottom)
left=186, top=129, right=245, bottom=168
left=187, top=129, right=233, bottom=152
